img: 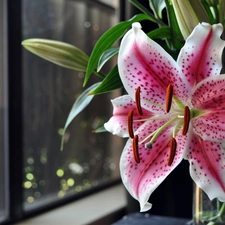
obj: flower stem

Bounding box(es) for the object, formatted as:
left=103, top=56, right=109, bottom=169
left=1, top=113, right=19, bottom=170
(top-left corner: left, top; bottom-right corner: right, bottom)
left=206, top=201, right=225, bottom=224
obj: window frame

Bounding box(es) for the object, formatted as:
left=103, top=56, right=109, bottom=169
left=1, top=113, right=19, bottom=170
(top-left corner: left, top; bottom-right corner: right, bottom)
left=2, top=0, right=126, bottom=224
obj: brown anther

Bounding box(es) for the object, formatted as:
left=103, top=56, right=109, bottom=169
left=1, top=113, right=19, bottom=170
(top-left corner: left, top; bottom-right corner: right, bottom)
left=135, top=86, right=143, bottom=116
left=128, top=110, right=134, bottom=139
left=166, top=84, right=173, bottom=113
left=168, top=138, right=177, bottom=166
left=182, top=106, right=190, bottom=135
left=133, top=135, right=140, bottom=163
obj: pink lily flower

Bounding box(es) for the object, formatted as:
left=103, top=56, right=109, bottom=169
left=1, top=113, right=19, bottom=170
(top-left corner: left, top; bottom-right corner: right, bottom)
left=104, top=22, right=225, bottom=212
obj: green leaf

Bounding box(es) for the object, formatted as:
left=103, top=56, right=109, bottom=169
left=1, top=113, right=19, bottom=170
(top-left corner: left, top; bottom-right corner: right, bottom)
left=147, top=26, right=171, bottom=39
left=201, top=0, right=216, bottom=24
left=90, top=66, right=123, bottom=95
left=97, top=47, right=119, bottom=72
left=22, top=39, right=89, bottom=71
left=83, top=13, right=153, bottom=87
left=164, top=0, right=184, bottom=50
left=61, top=83, right=100, bottom=150
left=149, top=0, right=166, bottom=19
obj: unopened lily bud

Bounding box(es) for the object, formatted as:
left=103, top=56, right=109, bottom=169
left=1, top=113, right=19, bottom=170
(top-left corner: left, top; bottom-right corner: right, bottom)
left=22, top=39, right=89, bottom=71
left=171, top=0, right=210, bottom=39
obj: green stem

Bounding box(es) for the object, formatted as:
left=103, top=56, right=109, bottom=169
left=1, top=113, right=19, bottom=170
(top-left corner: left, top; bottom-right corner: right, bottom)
left=207, top=201, right=225, bottom=223
left=129, top=0, right=166, bottom=26
left=218, top=202, right=225, bottom=222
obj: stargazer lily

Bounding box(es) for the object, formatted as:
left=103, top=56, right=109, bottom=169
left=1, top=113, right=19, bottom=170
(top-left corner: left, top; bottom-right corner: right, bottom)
left=104, top=22, right=225, bottom=212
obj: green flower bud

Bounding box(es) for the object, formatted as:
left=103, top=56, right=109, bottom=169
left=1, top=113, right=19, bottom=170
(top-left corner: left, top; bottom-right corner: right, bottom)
left=171, top=0, right=210, bottom=39
left=22, top=39, right=89, bottom=71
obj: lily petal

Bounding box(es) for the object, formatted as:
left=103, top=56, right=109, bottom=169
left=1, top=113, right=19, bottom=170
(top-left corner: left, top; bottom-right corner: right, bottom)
left=177, top=23, right=225, bottom=87
left=192, top=110, right=225, bottom=142
left=184, top=133, right=225, bottom=201
left=118, top=23, right=189, bottom=113
left=120, top=123, right=184, bottom=212
left=104, top=95, right=152, bottom=137
left=191, top=75, right=225, bottom=110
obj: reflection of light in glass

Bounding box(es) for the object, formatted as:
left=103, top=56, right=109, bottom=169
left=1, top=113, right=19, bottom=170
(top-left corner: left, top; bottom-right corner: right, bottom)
left=39, top=180, right=46, bottom=186
left=24, top=166, right=34, bottom=173
left=24, top=181, right=32, bottom=189
left=40, top=148, right=47, bottom=164
left=34, top=191, right=41, bottom=198
left=26, top=173, right=34, bottom=180
left=110, top=162, right=116, bottom=170
left=62, top=184, right=69, bottom=191
left=60, top=179, right=66, bottom=185
left=56, top=169, right=64, bottom=177
left=68, top=163, right=83, bottom=174
left=75, top=186, right=82, bottom=192
left=32, top=182, right=37, bottom=189
left=78, top=72, right=84, bottom=79
left=67, top=178, right=75, bottom=187
left=27, top=157, right=34, bottom=164
left=27, top=196, right=34, bottom=203
left=84, top=21, right=91, bottom=28
left=83, top=163, right=90, bottom=173
left=58, top=190, right=66, bottom=198
left=92, top=180, right=98, bottom=187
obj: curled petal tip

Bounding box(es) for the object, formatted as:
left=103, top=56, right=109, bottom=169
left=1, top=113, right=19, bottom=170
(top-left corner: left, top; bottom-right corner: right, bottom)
left=132, top=22, right=142, bottom=34
left=140, top=202, right=153, bottom=212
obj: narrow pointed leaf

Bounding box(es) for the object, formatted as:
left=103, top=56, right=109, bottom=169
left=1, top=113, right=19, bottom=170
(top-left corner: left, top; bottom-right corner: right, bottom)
left=61, top=82, right=100, bottom=150
left=97, top=46, right=119, bottom=72
left=90, top=66, right=122, bottom=95
left=83, top=14, right=154, bottom=87
left=200, top=0, right=216, bottom=24
left=22, top=39, right=89, bottom=71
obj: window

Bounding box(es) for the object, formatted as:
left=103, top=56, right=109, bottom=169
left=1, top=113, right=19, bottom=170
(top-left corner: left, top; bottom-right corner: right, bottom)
left=2, top=0, right=123, bottom=224
left=22, top=0, right=121, bottom=211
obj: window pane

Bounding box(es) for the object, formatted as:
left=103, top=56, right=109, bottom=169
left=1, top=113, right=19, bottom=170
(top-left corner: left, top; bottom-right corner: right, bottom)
left=22, top=0, right=121, bottom=211
left=0, top=0, right=9, bottom=222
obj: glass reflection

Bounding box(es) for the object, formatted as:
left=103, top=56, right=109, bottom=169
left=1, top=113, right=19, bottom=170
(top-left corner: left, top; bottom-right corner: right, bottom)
left=22, top=0, right=121, bottom=210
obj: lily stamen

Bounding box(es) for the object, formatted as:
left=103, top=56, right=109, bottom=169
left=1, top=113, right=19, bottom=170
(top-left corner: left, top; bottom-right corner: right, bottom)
left=166, top=84, right=173, bottom=113
left=135, top=86, right=143, bottom=116
left=182, top=106, right=190, bottom=135
left=168, top=138, right=177, bottom=166
left=141, top=117, right=177, bottom=147
left=128, top=110, right=134, bottom=138
left=133, top=135, right=140, bottom=163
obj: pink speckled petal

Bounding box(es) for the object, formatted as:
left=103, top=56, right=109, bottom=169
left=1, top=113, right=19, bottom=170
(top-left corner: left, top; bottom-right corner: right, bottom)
left=191, top=75, right=225, bottom=110
left=177, top=23, right=225, bottom=87
left=118, top=23, right=190, bottom=113
left=192, top=110, right=225, bottom=142
left=120, top=123, right=185, bottom=212
left=104, top=95, right=153, bottom=137
left=184, top=134, right=225, bottom=201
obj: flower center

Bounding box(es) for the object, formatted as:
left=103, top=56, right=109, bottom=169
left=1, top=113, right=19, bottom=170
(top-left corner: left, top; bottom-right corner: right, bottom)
left=128, top=85, right=192, bottom=164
